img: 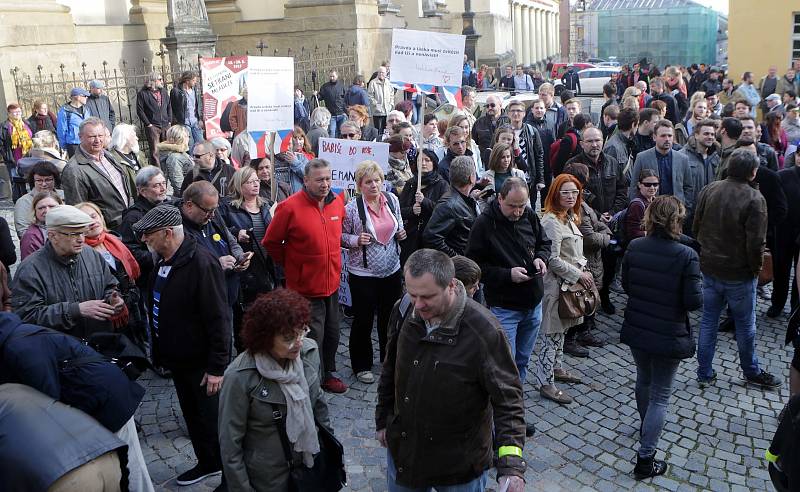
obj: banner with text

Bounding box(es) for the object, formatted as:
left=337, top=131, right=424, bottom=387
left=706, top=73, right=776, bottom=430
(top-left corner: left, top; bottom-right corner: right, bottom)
left=318, top=138, right=390, bottom=194
left=247, top=56, right=295, bottom=158
left=200, top=56, right=248, bottom=140
left=389, top=28, right=465, bottom=88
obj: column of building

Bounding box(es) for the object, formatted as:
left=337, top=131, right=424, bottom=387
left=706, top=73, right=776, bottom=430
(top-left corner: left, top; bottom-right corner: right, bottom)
left=521, top=5, right=531, bottom=65
left=513, top=2, right=523, bottom=66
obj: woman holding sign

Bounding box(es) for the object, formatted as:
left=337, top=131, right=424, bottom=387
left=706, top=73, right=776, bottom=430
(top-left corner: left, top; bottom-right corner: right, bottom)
left=398, top=149, right=448, bottom=265
left=341, top=160, right=406, bottom=384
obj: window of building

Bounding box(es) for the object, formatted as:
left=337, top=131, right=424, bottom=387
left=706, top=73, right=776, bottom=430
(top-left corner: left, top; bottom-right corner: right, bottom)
left=793, top=12, right=800, bottom=59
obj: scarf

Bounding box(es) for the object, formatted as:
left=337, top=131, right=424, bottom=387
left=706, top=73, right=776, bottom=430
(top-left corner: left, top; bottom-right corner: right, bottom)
left=10, top=118, right=32, bottom=155
left=254, top=352, right=319, bottom=467
left=85, top=231, right=141, bottom=281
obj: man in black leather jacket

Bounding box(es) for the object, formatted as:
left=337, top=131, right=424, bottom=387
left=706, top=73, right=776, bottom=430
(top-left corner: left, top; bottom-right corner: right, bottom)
left=423, top=156, right=481, bottom=257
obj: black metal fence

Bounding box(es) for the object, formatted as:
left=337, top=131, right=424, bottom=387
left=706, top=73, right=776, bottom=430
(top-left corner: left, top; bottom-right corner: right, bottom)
left=10, top=42, right=358, bottom=148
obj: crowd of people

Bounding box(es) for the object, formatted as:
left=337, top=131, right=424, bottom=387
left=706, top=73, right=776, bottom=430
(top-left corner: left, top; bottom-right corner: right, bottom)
left=0, top=58, right=799, bottom=492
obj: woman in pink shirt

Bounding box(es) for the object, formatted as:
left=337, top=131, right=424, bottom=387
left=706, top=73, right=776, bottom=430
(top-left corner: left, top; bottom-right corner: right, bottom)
left=342, top=160, right=407, bottom=384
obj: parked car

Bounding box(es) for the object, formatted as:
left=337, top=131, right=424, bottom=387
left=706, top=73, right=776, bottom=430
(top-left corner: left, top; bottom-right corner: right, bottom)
left=549, top=62, right=596, bottom=80
left=554, top=66, right=621, bottom=95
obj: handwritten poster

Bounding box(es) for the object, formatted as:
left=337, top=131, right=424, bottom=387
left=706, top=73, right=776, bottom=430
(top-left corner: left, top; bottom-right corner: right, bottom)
left=317, top=138, right=390, bottom=194
left=247, top=56, right=294, bottom=143
left=200, top=56, right=248, bottom=139
left=389, top=28, right=465, bottom=87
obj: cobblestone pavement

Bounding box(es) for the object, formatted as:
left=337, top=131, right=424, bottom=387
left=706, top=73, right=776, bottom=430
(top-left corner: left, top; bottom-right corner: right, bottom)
left=137, top=285, right=790, bottom=492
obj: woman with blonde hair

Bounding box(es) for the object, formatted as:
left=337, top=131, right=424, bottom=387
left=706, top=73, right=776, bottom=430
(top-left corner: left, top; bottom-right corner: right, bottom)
left=157, top=124, right=193, bottom=196
left=341, top=160, right=406, bottom=384
left=620, top=195, right=702, bottom=480
left=449, top=113, right=484, bottom=174
left=534, top=173, right=592, bottom=404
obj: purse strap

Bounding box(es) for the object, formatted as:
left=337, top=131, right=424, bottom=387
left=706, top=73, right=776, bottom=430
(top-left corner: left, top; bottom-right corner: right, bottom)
left=269, top=402, right=296, bottom=469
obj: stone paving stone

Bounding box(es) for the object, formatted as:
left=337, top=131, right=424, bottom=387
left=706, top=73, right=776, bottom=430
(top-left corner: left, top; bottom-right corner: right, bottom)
left=132, top=287, right=791, bottom=491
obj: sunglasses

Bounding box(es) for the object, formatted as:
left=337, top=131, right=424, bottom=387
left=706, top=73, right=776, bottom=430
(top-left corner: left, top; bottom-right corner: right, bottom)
left=487, top=103, right=497, bottom=108
left=342, top=133, right=359, bottom=138
left=641, top=182, right=659, bottom=188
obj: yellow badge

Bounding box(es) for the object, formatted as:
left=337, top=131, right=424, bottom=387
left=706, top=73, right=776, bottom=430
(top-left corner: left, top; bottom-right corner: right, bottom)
left=212, top=233, right=222, bottom=242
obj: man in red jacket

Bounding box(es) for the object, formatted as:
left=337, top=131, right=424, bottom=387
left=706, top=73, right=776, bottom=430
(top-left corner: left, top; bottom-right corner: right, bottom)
left=264, top=158, right=348, bottom=393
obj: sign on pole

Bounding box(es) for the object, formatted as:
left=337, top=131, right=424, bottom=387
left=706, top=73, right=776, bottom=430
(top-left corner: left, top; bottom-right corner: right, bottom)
left=200, top=56, right=248, bottom=139
left=317, top=138, right=390, bottom=195
left=389, top=28, right=466, bottom=88
left=246, top=56, right=294, bottom=153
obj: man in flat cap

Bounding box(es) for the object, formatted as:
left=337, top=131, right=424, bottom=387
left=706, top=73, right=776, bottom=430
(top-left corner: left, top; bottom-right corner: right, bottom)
left=134, top=204, right=230, bottom=487
left=11, top=205, right=123, bottom=338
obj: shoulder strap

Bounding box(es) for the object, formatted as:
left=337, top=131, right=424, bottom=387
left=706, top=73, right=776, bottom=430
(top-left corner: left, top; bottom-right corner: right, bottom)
left=269, top=402, right=295, bottom=467
left=382, top=191, right=397, bottom=215
left=356, top=195, right=368, bottom=268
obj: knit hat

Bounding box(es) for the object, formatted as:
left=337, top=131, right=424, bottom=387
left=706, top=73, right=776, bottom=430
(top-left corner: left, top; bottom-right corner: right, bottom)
left=132, top=204, right=182, bottom=234
left=45, top=205, right=94, bottom=230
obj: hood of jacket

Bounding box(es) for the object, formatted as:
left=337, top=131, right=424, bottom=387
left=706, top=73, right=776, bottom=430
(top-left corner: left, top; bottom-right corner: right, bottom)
left=157, top=142, right=187, bottom=154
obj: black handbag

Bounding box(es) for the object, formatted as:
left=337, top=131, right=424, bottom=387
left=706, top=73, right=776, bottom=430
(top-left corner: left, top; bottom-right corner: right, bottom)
left=84, top=332, right=151, bottom=380
left=270, top=402, right=346, bottom=492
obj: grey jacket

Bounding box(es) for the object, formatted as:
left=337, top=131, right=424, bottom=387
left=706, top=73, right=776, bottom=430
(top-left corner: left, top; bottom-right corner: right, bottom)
left=85, top=94, right=116, bottom=130
left=157, top=142, right=193, bottom=196
left=61, top=147, right=135, bottom=229
left=628, top=147, right=694, bottom=210
left=219, top=339, right=330, bottom=492
left=679, top=136, right=720, bottom=209
left=603, top=129, right=635, bottom=174
left=11, top=242, right=119, bottom=339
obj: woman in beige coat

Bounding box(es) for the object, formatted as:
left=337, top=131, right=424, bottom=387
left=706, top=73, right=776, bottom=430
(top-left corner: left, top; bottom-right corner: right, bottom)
left=534, top=173, right=594, bottom=405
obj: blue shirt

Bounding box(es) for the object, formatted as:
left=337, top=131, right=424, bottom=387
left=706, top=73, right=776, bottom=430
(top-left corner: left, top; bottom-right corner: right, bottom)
left=656, top=150, right=674, bottom=196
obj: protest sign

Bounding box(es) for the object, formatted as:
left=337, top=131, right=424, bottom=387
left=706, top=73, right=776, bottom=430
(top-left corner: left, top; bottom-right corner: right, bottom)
left=317, top=138, right=390, bottom=194
left=200, top=56, right=248, bottom=139
left=247, top=56, right=294, bottom=156
left=389, top=28, right=465, bottom=88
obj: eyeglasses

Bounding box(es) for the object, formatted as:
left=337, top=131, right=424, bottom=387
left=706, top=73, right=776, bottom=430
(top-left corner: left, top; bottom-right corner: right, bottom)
left=279, top=326, right=311, bottom=347
left=559, top=190, right=580, bottom=196
left=34, top=177, right=55, bottom=185
left=193, top=152, right=212, bottom=160
left=641, top=182, right=660, bottom=188
left=243, top=179, right=260, bottom=186
left=486, top=103, right=497, bottom=108
left=190, top=201, right=218, bottom=216
left=55, top=230, right=86, bottom=239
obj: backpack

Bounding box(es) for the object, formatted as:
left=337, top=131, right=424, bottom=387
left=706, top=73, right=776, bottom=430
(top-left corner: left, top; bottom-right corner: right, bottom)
left=608, top=197, right=645, bottom=250
left=549, top=132, right=578, bottom=174
left=354, top=191, right=399, bottom=268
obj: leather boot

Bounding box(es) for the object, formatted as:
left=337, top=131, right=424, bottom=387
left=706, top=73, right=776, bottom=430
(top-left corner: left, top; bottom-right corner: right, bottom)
left=633, top=454, right=668, bottom=480
left=563, top=333, right=589, bottom=358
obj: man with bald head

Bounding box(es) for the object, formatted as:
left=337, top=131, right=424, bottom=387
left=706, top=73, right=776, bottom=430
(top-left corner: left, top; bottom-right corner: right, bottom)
left=565, top=126, right=628, bottom=314
left=472, top=94, right=507, bottom=163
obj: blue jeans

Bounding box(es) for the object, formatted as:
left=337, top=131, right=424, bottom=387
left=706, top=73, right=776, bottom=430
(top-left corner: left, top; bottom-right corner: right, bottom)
left=328, top=114, right=347, bottom=138
left=187, top=122, right=204, bottom=151
left=387, top=452, right=487, bottom=492
left=491, top=303, right=543, bottom=384
left=697, top=275, right=760, bottom=380
left=630, top=347, right=680, bottom=458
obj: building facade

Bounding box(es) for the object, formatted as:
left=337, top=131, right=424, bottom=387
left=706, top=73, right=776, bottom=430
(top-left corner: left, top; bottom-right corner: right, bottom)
left=569, top=0, right=719, bottom=66
left=728, top=0, right=799, bottom=81
left=0, top=0, right=561, bottom=112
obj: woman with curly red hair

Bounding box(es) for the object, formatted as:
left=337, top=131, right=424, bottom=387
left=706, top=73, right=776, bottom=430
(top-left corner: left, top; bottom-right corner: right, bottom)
left=533, top=173, right=593, bottom=405
left=218, top=288, right=332, bottom=491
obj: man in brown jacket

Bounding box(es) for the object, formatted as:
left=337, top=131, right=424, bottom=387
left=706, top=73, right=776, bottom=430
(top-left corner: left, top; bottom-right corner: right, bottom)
left=376, top=248, right=527, bottom=491
left=693, top=149, right=781, bottom=390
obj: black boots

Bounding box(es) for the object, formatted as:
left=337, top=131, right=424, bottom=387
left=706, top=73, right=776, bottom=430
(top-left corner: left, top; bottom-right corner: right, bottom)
left=633, top=454, right=668, bottom=480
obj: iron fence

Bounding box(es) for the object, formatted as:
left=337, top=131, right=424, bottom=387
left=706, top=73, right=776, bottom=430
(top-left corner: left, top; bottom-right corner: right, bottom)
left=10, top=42, right=358, bottom=150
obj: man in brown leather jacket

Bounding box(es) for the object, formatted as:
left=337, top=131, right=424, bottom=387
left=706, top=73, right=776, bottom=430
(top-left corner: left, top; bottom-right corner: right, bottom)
left=693, top=149, right=781, bottom=390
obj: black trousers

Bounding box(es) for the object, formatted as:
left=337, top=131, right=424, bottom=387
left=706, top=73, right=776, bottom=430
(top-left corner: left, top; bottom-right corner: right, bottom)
left=308, top=292, right=341, bottom=375
left=171, top=367, right=222, bottom=471
left=772, top=229, right=800, bottom=313
left=600, top=248, right=619, bottom=301
left=348, top=271, right=403, bottom=373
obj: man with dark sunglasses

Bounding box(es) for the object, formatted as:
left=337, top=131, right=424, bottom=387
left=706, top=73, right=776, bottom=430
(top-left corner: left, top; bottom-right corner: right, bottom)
left=180, top=140, right=235, bottom=197
left=472, top=95, right=507, bottom=162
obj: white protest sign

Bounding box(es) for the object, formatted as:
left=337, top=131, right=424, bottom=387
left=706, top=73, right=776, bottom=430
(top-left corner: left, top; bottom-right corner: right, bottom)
left=247, top=56, right=294, bottom=134
left=389, top=28, right=465, bottom=87
left=318, top=138, right=390, bottom=194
